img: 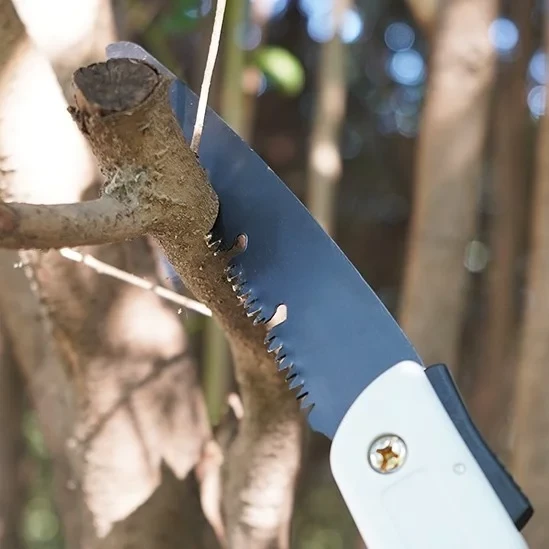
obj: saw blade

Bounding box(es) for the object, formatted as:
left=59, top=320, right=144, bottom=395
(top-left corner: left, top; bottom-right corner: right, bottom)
left=106, top=42, right=422, bottom=439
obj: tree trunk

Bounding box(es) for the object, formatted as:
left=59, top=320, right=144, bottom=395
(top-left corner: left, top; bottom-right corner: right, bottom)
left=0, top=1, right=215, bottom=547
left=398, top=0, right=497, bottom=371
left=306, top=0, right=350, bottom=236
left=465, top=0, right=534, bottom=460
left=405, top=0, right=440, bottom=36
left=512, top=5, right=549, bottom=546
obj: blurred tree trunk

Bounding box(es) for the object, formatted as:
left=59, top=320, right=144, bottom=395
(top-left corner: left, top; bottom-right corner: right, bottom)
left=398, top=0, right=497, bottom=371
left=0, top=325, right=25, bottom=549
left=0, top=1, right=215, bottom=547
left=512, top=5, right=549, bottom=546
left=306, top=0, right=350, bottom=235
left=465, top=0, right=534, bottom=460
left=405, top=0, right=440, bottom=36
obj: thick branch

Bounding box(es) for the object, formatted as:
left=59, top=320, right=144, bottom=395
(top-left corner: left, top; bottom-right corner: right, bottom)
left=0, top=197, right=146, bottom=248
left=71, top=59, right=218, bottom=240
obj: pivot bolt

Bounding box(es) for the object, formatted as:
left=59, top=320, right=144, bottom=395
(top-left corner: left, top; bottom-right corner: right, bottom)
left=368, top=434, right=407, bottom=474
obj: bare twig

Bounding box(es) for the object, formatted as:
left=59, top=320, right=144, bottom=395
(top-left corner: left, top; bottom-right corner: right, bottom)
left=59, top=248, right=212, bottom=317
left=190, top=0, right=228, bottom=153
left=0, top=197, right=146, bottom=249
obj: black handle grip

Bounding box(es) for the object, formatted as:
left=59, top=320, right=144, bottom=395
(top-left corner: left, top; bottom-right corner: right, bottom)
left=425, top=363, right=533, bottom=531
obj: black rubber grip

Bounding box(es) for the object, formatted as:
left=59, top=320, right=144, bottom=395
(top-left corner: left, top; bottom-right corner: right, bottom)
left=425, top=364, right=533, bottom=531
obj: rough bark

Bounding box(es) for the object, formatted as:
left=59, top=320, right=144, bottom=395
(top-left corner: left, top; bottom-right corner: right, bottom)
left=465, top=0, right=533, bottom=460
left=72, top=58, right=303, bottom=549
left=0, top=323, right=25, bottom=549
left=512, top=7, right=549, bottom=546
left=0, top=1, right=215, bottom=547
left=397, top=0, right=497, bottom=370
left=305, top=0, right=350, bottom=236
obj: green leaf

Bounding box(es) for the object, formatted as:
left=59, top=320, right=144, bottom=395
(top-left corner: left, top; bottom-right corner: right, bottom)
left=254, top=46, right=305, bottom=96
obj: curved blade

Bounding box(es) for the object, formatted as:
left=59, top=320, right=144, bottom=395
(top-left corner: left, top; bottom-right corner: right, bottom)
left=107, top=42, right=422, bottom=439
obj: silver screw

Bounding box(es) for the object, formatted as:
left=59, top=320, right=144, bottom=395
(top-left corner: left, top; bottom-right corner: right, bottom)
left=368, top=434, right=407, bottom=474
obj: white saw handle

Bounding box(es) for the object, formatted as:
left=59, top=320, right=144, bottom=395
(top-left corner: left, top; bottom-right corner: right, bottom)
left=329, top=360, right=528, bottom=549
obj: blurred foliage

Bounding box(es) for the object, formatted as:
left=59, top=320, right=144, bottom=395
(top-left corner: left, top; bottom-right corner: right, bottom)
left=21, top=411, right=63, bottom=549
left=157, top=0, right=209, bottom=33
left=254, top=46, right=305, bottom=95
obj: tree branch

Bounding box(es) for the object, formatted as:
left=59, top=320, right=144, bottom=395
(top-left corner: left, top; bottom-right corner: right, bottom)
left=71, top=58, right=219, bottom=239
left=72, top=57, right=303, bottom=549
left=0, top=197, right=146, bottom=249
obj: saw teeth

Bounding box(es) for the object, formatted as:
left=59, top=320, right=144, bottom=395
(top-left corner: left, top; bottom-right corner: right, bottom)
left=277, top=358, right=291, bottom=372
left=285, top=368, right=297, bottom=383
left=299, top=396, right=314, bottom=412
left=226, top=267, right=242, bottom=283
left=253, top=313, right=266, bottom=326
left=237, top=289, right=253, bottom=305
left=245, top=302, right=262, bottom=317
left=242, top=294, right=257, bottom=309
left=206, top=235, right=222, bottom=253
left=267, top=337, right=282, bottom=354
left=288, top=375, right=304, bottom=391
left=210, top=244, right=317, bottom=412
left=231, top=275, right=246, bottom=289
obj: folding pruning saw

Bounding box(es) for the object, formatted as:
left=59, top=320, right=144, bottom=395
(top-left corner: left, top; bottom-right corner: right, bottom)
left=107, top=42, right=533, bottom=548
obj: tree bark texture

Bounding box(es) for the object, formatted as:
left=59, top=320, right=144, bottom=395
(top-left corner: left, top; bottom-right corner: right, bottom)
left=398, top=0, right=497, bottom=371
left=512, top=5, right=549, bottom=546
left=0, top=1, right=216, bottom=547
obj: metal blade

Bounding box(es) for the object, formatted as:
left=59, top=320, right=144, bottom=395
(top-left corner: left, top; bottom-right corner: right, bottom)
left=107, top=42, right=422, bottom=439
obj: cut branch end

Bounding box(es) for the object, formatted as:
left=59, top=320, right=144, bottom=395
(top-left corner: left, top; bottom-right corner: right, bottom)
left=73, top=58, right=160, bottom=116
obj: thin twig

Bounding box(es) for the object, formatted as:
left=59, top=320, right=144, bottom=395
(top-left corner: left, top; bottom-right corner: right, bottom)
left=59, top=248, right=212, bottom=317
left=190, top=0, right=228, bottom=153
